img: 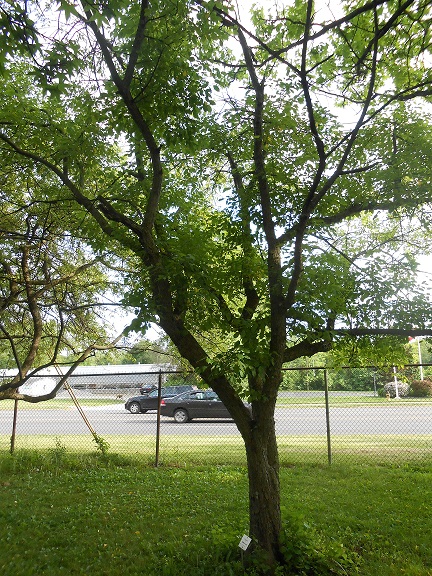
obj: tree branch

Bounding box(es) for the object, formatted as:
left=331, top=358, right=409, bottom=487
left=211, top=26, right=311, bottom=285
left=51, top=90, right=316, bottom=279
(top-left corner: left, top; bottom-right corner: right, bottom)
left=227, top=152, right=260, bottom=321
left=277, top=197, right=422, bottom=246
left=355, top=0, right=416, bottom=72
left=0, top=333, right=125, bottom=401
left=284, top=338, right=333, bottom=363
left=19, top=244, right=43, bottom=376
left=79, top=0, right=163, bottom=248
left=334, top=328, right=432, bottom=337
left=123, top=0, right=150, bottom=88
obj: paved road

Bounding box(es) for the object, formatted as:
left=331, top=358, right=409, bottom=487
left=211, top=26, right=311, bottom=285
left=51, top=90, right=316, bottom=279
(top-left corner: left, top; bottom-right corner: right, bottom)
left=1, top=404, right=432, bottom=436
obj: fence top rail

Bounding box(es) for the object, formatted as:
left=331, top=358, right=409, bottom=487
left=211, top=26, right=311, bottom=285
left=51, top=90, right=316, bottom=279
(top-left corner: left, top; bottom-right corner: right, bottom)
left=281, top=363, right=432, bottom=371
left=0, top=370, right=189, bottom=379
left=1, top=363, right=431, bottom=379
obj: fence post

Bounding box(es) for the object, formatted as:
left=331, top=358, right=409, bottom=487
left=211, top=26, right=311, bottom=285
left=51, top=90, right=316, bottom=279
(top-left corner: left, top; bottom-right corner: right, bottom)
left=10, top=399, right=18, bottom=454
left=393, top=366, right=400, bottom=399
left=155, top=370, right=162, bottom=467
left=324, top=369, right=332, bottom=465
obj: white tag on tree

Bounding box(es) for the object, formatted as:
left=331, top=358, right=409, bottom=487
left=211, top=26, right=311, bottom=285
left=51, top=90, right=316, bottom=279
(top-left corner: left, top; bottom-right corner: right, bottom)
left=239, top=535, right=252, bottom=551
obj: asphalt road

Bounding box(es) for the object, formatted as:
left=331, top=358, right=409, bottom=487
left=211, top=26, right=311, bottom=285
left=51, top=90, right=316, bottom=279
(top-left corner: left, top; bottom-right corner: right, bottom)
left=2, top=403, right=432, bottom=436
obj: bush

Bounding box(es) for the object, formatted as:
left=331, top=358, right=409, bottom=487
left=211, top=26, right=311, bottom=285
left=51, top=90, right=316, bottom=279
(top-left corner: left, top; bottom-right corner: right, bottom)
left=277, top=515, right=359, bottom=575
left=381, top=381, right=410, bottom=398
left=408, top=379, right=432, bottom=397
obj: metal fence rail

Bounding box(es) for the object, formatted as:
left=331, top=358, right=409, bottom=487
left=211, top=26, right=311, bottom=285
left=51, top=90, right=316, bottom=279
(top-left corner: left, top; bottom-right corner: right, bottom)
left=1, top=366, right=431, bottom=465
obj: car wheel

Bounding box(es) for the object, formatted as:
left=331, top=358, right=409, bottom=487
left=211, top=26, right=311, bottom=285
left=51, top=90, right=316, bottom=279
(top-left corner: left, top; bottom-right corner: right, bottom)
left=173, top=408, right=189, bottom=423
left=129, top=402, right=141, bottom=414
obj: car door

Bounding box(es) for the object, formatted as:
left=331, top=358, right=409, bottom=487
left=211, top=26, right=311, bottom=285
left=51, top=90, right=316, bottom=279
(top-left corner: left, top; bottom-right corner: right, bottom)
left=140, top=389, right=162, bottom=410
left=184, top=391, right=210, bottom=418
left=204, top=391, right=231, bottom=418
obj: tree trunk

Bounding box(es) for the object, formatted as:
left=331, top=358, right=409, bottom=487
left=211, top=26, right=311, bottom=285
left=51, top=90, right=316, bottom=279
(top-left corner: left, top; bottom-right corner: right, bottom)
left=244, top=409, right=283, bottom=568
left=156, top=292, right=285, bottom=567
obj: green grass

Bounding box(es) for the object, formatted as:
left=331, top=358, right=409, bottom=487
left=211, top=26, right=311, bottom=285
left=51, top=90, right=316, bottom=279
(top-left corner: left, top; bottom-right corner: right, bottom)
left=0, top=398, right=122, bottom=410
left=1, top=395, right=430, bottom=411
left=2, top=433, right=432, bottom=467
left=277, top=395, right=432, bottom=406
left=0, top=439, right=431, bottom=575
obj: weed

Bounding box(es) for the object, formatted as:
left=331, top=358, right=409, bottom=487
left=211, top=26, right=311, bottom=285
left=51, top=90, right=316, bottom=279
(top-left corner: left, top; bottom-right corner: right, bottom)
left=92, top=434, right=110, bottom=456
left=278, top=514, right=360, bottom=575
left=48, top=438, right=67, bottom=468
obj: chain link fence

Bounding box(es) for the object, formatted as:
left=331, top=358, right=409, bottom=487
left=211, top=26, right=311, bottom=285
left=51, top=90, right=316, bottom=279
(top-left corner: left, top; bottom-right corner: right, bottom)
left=1, top=365, right=432, bottom=465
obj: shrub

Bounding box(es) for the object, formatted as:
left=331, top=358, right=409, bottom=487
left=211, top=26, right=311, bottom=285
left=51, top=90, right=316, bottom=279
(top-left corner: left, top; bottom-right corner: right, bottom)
left=408, top=379, right=432, bottom=398
left=381, top=381, right=410, bottom=398
left=277, top=514, right=359, bottom=575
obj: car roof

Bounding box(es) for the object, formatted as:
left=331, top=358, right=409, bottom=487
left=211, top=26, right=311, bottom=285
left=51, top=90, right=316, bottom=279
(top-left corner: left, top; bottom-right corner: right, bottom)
left=165, top=388, right=213, bottom=399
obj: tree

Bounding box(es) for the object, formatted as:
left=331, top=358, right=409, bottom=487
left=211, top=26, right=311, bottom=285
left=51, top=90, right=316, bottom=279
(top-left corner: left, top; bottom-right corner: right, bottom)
left=0, top=140, right=118, bottom=400
left=80, top=337, right=171, bottom=365
left=2, top=0, right=432, bottom=569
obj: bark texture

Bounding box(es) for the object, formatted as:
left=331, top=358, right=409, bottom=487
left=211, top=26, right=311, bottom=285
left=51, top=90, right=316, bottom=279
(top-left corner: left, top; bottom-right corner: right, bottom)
left=245, top=415, right=282, bottom=566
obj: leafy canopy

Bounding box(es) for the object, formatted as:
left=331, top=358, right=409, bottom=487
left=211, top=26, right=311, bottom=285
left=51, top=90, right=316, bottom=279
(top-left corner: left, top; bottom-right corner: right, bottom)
left=1, top=1, right=432, bottom=378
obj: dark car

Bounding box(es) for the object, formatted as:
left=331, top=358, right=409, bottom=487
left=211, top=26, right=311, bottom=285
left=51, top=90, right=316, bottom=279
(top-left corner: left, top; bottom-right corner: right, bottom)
left=139, top=384, right=157, bottom=395
left=125, top=385, right=197, bottom=414
left=160, top=389, right=251, bottom=423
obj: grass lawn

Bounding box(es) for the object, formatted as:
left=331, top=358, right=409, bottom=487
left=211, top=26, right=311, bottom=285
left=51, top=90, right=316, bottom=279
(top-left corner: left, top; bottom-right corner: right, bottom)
left=277, top=395, right=432, bottom=406
left=1, top=395, right=430, bottom=411
left=0, top=398, right=122, bottom=410
left=0, top=437, right=431, bottom=575
left=2, top=433, right=431, bottom=467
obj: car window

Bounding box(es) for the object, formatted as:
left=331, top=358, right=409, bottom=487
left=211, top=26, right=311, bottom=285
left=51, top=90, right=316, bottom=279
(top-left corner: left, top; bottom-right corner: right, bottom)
left=194, top=392, right=205, bottom=400
left=164, top=385, right=193, bottom=395
left=172, top=386, right=187, bottom=393
left=148, top=390, right=160, bottom=398
left=205, top=391, right=219, bottom=400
